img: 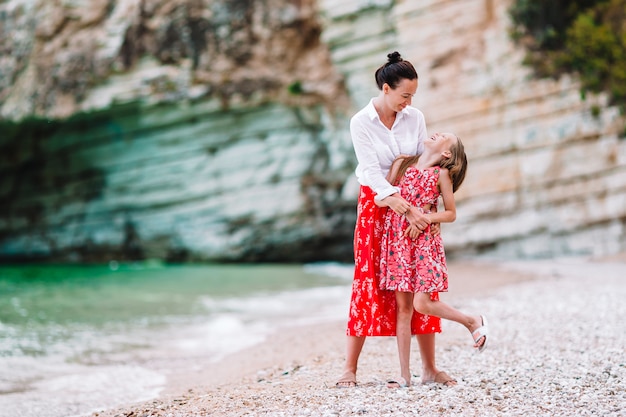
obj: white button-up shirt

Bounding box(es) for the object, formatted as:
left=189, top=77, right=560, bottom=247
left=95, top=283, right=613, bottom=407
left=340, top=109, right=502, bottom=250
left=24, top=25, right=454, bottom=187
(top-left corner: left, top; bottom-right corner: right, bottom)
left=350, top=99, right=428, bottom=200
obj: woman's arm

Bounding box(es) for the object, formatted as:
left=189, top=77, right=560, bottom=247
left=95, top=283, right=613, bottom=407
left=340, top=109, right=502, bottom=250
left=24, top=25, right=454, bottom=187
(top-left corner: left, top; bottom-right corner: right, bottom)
left=374, top=157, right=412, bottom=214
left=374, top=194, right=403, bottom=209
left=350, top=118, right=398, bottom=200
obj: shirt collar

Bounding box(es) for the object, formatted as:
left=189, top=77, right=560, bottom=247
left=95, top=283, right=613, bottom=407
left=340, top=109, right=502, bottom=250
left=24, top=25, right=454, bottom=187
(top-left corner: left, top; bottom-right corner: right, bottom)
left=366, top=99, right=378, bottom=121
left=366, top=98, right=409, bottom=122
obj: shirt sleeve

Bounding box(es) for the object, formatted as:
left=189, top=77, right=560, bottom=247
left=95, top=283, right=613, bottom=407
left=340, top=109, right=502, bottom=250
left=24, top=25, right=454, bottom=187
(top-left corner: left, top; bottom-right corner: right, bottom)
left=350, top=116, right=399, bottom=200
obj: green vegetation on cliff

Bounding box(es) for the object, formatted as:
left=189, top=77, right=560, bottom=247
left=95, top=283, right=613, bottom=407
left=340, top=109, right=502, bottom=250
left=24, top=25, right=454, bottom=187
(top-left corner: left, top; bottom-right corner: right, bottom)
left=510, top=0, right=626, bottom=114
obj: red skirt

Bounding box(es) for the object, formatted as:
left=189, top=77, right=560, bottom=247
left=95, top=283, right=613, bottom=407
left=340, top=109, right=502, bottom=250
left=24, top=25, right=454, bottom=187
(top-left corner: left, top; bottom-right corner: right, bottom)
left=346, top=186, right=441, bottom=336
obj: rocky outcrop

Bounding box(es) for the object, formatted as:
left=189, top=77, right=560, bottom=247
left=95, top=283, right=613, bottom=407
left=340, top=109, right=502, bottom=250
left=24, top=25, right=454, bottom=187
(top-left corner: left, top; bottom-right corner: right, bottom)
left=1, top=0, right=625, bottom=263
left=322, top=0, right=626, bottom=259
left=1, top=0, right=346, bottom=118
left=387, top=0, right=626, bottom=258
left=0, top=0, right=356, bottom=262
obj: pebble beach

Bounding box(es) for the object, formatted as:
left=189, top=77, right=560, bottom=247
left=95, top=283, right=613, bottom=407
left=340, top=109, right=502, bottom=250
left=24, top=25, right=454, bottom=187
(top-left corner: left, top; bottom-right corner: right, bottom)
left=90, top=256, right=626, bottom=417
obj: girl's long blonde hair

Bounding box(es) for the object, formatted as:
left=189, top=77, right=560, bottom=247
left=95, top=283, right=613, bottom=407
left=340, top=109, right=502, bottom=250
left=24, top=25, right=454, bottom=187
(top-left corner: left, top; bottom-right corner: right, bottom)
left=392, top=135, right=468, bottom=192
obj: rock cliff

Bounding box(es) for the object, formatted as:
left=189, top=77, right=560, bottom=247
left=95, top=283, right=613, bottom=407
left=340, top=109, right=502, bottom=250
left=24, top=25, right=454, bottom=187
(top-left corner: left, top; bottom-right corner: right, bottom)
left=0, top=0, right=355, bottom=262
left=389, top=0, right=626, bottom=258
left=1, top=0, right=625, bottom=262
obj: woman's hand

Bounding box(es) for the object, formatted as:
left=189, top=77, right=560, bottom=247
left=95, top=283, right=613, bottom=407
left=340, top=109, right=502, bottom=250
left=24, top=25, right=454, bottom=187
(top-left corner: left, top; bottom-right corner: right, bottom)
left=382, top=194, right=412, bottom=216
left=405, top=207, right=431, bottom=232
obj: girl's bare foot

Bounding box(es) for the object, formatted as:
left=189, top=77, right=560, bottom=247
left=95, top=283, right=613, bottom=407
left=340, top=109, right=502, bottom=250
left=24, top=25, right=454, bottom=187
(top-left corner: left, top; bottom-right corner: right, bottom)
left=421, top=369, right=457, bottom=387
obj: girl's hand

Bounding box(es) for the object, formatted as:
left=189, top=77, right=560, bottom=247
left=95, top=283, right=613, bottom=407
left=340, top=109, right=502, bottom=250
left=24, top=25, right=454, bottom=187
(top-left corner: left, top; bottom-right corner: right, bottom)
left=404, top=224, right=422, bottom=239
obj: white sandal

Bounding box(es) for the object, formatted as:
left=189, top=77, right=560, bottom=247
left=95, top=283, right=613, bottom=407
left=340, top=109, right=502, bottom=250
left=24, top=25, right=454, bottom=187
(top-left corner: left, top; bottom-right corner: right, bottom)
left=472, top=315, right=489, bottom=353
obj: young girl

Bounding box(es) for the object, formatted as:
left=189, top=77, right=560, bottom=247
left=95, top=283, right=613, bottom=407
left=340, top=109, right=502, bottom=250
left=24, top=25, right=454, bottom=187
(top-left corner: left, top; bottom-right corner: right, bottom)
left=376, top=132, right=488, bottom=388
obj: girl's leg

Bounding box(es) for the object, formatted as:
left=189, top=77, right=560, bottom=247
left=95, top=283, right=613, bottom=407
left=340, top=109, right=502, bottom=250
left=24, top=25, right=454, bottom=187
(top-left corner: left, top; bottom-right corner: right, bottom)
left=415, top=333, right=456, bottom=386
left=394, top=291, right=414, bottom=385
left=413, top=293, right=486, bottom=348
left=415, top=333, right=434, bottom=377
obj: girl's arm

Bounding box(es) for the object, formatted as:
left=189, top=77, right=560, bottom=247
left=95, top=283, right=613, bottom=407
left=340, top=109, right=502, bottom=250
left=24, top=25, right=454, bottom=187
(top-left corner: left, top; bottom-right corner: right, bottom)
left=374, top=157, right=411, bottom=215
left=386, top=156, right=405, bottom=184
left=424, top=168, right=456, bottom=224
left=380, top=157, right=431, bottom=233
left=385, top=157, right=429, bottom=231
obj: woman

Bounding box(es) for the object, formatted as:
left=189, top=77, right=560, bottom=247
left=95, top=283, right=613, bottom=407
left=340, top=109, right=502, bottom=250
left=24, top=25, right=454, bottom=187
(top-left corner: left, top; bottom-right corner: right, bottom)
left=336, top=52, right=456, bottom=388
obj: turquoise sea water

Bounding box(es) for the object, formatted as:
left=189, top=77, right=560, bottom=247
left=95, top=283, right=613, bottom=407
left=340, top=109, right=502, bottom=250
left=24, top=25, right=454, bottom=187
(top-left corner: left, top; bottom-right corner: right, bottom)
left=0, top=262, right=353, bottom=417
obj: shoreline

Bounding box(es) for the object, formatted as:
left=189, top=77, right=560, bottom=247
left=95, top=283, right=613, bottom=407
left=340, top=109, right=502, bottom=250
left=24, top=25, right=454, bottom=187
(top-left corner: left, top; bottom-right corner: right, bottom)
left=160, top=259, right=542, bottom=392
left=90, top=256, right=626, bottom=416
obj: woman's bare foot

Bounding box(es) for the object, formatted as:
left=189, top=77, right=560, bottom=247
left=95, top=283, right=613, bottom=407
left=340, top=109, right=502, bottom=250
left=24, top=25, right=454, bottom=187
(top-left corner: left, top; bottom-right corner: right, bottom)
left=335, top=371, right=357, bottom=388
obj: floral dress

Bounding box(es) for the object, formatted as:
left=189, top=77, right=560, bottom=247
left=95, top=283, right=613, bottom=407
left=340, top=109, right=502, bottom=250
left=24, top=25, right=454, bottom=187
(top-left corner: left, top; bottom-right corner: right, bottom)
left=346, top=186, right=441, bottom=337
left=379, top=166, right=448, bottom=294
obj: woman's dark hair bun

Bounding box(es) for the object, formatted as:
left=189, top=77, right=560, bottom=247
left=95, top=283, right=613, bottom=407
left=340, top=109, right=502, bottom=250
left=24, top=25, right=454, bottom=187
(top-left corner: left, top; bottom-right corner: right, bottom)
left=387, top=51, right=403, bottom=64
left=374, top=50, right=416, bottom=90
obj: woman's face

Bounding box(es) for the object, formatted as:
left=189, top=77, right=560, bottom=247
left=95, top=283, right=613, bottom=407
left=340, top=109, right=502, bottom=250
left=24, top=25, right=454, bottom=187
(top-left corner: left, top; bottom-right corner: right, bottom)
left=384, top=78, right=418, bottom=113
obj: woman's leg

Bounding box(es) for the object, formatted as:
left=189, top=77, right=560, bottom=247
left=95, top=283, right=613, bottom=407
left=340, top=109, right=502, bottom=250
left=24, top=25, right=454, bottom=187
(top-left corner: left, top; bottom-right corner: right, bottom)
left=336, top=335, right=365, bottom=387
left=394, top=291, right=414, bottom=385
left=413, top=292, right=486, bottom=348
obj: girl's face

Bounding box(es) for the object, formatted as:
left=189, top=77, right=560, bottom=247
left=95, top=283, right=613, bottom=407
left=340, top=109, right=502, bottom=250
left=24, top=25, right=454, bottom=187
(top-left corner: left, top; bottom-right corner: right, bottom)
left=425, top=132, right=456, bottom=157
left=383, top=78, right=418, bottom=113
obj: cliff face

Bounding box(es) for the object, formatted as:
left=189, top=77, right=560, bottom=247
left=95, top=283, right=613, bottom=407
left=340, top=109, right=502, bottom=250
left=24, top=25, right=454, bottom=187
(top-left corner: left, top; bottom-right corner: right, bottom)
left=388, top=0, right=626, bottom=258
left=0, top=0, right=356, bottom=262
left=1, top=0, right=625, bottom=262
left=322, top=0, right=626, bottom=259
left=1, top=0, right=345, bottom=118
